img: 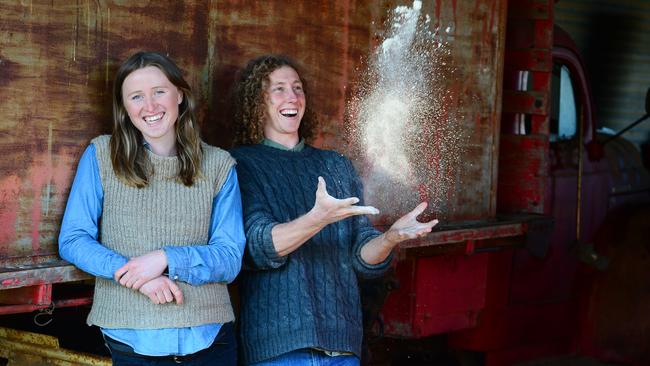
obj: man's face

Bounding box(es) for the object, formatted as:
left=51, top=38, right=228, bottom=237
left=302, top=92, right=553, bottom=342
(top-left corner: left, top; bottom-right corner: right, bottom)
left=263, top=66, right=306, bottom=145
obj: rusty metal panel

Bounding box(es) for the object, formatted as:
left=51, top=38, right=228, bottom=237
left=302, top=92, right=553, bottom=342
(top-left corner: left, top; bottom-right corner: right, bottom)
left=498, top=0, right=553, bottom=214
left=2, top=0, right=507, bottom=279
left=505, top=49, right=552, bottom=72
left=509, top=0, right=551, bottom=20
left=344, top=0, right=508, bottom=224
left=398, top=221, right=525, bottom=249
left=209, top=0, right=507, bottom=224
left=206, top=0, right=372, bottom=148
left=0, top=1, right=213, bottom=266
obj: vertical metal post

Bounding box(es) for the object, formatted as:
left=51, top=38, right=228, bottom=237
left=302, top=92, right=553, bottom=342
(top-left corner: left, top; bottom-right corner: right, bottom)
left=576, top=108, right=584, bottom=241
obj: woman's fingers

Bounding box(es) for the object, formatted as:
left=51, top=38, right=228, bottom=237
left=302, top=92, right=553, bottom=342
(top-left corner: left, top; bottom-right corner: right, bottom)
left=162, top=288, right=174, bottom=303
left=167, top=279, right=184, bottom=304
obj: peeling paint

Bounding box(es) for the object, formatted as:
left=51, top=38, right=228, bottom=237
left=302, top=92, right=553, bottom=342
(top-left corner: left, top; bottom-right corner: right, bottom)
left=1, top=0, right=505, bottom=271
left=0, top=175, right=21, bottom=251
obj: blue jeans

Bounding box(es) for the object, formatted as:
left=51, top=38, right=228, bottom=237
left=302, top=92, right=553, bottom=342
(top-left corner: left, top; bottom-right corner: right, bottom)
left=105, top=322, right=236, bottom=365
left=250, top=349, right=359, bottom=366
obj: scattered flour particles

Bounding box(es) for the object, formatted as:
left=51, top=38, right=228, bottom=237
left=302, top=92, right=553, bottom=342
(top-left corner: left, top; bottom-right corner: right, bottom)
left=347, top=0, right=465, bottom=220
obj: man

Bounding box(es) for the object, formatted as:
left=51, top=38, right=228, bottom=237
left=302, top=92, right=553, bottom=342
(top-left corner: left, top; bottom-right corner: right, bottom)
left=230, top=55, right=438, bottom=365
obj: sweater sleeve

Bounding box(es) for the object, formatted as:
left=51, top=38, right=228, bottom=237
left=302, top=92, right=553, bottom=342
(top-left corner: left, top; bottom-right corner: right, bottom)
left=235, top=158, right=287, bottom=270
left=344, top=157, right=394, bottom=279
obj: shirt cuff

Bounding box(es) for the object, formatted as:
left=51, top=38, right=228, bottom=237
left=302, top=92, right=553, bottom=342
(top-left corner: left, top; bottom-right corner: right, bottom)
left=162, top=247, right=185, bottom=281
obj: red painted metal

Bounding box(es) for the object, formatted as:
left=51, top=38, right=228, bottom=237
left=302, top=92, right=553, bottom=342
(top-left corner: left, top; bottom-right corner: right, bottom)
left=0, top=284, right=50, bottom=305
left=446, top=2, right=649, bottom=365
left=379, top=216, right=530, bottom=338
left=445, top=1, right=597, bottom=364
left=395, top=221, right=526, bottom=250
left=504, top=49, right=551, bottom=72
left=0, top=259, right=93, bottom=315
left=0, top=259, right=90, bottom=291
left=508, top=0, right=551, bottom=20
left=502, top=90, right=548, bottom=115
left=497, top=135, right=548, bottom=213
left=0, top=1, right=648, bottom=365
left=382, top=253, right=489, bottom=338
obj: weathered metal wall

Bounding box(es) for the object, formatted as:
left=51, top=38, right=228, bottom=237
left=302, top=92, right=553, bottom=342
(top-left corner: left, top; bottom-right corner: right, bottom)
left=207, top=0, right=506, bottom=224
left=345, top=0, right=506, bottom=224
left=0, top=0, right=505, bottom=265
left=0, top=1, right=214, bottom=264
left=204, top=0, right=374, bottom=148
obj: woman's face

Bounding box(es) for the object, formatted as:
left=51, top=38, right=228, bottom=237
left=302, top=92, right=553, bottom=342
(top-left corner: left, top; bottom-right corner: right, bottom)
left=262, top=66, right=306, bottom=146
left=122, top=66, right=183, bottom=155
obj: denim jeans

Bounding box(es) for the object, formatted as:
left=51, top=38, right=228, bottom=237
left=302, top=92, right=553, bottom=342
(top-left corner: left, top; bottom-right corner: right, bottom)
left=250, top=348, right=359, bottom=366
left=105, top=322, right=236, bottom=365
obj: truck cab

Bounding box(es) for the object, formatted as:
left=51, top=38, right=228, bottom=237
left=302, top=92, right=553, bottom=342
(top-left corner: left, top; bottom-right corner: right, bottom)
left=372, top=3, right=650, bottom=365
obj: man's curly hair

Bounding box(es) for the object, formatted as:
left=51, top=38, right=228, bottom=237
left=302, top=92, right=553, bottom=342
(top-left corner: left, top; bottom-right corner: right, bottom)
left=233, top=55, right=318, bottom=145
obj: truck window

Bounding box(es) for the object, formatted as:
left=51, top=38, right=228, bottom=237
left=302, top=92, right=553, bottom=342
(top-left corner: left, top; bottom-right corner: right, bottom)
left=550, top=63, right=577, bottom=142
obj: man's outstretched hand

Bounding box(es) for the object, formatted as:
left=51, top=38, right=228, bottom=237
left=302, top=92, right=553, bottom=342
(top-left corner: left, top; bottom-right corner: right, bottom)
left=310, top=176, right=379, bottom=225
left=385, top=202, right=438, bottom=245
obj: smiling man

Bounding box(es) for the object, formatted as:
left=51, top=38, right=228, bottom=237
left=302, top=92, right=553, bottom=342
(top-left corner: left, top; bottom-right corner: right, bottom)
left=230, top=55, right=438, bottom=366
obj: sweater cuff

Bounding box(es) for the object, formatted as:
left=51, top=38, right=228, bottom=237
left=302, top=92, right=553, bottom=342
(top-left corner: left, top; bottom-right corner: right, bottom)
left=256, top=222, right=288, bottom=269
left=354, top=235, right=393, bottom=279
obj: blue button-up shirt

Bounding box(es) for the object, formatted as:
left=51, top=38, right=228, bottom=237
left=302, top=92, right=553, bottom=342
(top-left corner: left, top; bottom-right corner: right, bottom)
left=59, top=144, right=245, bottom=356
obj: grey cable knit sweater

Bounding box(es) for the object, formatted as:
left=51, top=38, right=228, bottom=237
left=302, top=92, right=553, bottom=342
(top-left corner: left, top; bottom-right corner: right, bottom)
left=231, top=144, right=393, bottom=364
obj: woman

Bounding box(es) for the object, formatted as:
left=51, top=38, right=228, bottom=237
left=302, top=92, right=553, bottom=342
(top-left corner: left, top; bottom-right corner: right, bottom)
left=230, top=55, right=438, bottom=365
left=59, top=51, right=244, bottom=365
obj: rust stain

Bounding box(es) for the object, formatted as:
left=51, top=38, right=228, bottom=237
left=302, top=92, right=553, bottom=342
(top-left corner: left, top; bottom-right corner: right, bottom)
left=45, top=123, right=53, bottom=216
left=24, top=149, right=77, bottom=256
left=0, top=175, right=21, bottom=250
left=1, top=0, right=506, bottom=261
left=105, top=5, right=110, bottom=89
left=1, top=1, right=239, bottom=262
left=337, top=0, right=351, bottom=127
left=451, top=0, right=458, bottom=29
left=1, top=279, right=20, bottom=287
left=28, top=155, right=52, bottom=253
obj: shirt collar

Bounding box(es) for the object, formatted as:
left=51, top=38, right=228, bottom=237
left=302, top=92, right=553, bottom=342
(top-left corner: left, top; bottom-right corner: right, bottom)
left=262, top=138, right=305, bottom=152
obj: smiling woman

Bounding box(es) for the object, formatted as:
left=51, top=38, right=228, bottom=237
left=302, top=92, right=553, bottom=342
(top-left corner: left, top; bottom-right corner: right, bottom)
left=110, top=52, right=202, bottom=188
left=121, top=66, right=183, bottom=157
left=57, top=51, right=245, bottom=366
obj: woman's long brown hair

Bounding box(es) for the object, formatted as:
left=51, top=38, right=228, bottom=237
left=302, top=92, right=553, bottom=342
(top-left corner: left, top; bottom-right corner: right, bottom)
left=110, top=51, right=202, bottom=187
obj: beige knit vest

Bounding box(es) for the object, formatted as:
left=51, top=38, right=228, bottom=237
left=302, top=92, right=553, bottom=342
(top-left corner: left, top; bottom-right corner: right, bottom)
left=87, top=135, right=236, bottom=329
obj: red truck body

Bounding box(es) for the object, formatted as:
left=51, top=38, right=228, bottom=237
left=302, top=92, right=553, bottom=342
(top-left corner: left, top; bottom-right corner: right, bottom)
left=1, top=1, right=648, bottom=364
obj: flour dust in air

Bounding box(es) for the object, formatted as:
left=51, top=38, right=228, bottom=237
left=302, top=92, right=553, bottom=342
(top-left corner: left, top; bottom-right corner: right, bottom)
left=347, top=0, right=465, bottom=221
